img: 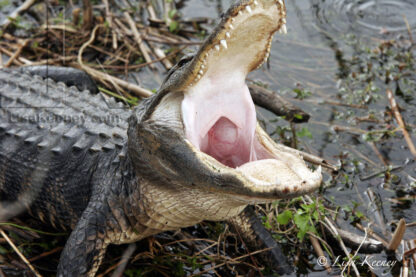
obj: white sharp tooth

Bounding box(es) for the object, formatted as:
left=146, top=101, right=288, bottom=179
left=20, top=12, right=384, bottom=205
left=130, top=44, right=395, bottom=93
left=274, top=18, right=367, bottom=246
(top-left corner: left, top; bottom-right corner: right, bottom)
left=282, top=18, right=286, bottom=24
left=220, top=39, right=227, bottom=49
left=231, top=18, right=235, bottom=23
left=278, top=0, right=283, bottom=6
left=254, top=0, right=259, bottom=5
left=215, top=45, right=220, bottom=51
left=229, top=24, right=234, bottom=30
left=282, top=24, right=287, bottom=34
left=238, top=10, right=243, bottom=15
left=199, top=70, right=203, bottom=75
left=197, top=74, right=201, bottom=79
left=225, top=32, right=231, bottom=38
left=201, top=64, right=205, bottom=69
left=312, top=165, right=322, bottom=181
left=246, top=6, right=252, bottom=14
left=316, top=165, right=322, bottom=174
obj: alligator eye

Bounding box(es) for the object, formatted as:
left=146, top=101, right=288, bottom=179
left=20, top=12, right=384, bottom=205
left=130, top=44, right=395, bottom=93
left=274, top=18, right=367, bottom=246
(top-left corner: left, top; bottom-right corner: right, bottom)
left=162, top=54, right=195, bottom=85
left=177, top=55, right=194, bottom=67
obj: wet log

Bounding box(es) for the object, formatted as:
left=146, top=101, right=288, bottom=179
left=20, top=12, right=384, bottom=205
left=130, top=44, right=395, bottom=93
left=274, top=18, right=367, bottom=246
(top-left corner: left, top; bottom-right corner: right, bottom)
left=248, top=83, right=310, bottom=123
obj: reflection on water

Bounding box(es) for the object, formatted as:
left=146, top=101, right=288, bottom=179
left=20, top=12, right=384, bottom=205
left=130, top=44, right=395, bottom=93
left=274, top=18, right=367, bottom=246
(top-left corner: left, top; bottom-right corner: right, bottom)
left=181, top=1, right=415, bottom=275
left=313, top=0, right=416, bottom=35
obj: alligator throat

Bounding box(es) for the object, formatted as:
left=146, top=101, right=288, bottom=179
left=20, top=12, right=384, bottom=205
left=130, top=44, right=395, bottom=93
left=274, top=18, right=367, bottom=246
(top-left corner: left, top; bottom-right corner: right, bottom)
left=182, top=73, right=257, bottom=168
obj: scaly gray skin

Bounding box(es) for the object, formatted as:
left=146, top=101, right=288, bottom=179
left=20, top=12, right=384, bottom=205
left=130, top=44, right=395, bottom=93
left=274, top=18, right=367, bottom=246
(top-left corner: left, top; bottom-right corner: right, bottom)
left=0, top=0, right=322, bottom=276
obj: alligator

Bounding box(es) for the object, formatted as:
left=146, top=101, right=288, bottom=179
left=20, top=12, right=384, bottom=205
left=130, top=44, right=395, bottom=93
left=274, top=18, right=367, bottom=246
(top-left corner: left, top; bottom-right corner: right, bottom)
left=0, top=0, right=323, bottom=275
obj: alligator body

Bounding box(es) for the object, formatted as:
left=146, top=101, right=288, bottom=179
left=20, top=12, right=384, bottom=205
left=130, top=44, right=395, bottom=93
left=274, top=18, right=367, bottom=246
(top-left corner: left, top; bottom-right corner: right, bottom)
left=0, top=0, right=322, bottom=276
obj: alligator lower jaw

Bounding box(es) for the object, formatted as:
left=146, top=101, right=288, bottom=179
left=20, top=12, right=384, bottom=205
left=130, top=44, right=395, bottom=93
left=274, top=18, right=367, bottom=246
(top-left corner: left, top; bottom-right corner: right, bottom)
left=186, top=123, right=322, bottom=201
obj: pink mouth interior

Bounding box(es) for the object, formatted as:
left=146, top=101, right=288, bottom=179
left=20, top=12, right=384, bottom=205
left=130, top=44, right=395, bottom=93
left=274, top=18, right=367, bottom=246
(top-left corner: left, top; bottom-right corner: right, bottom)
left=182, top=74, right=273, bottom=168
left=203, top=117, right=246, bottom=167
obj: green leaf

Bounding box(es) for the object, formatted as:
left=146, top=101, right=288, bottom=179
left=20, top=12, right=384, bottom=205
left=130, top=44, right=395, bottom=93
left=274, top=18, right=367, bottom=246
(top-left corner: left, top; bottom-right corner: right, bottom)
left=277, top=210, right=293, bottom=225
left=262, top=216, right=272, bottom=229
left=168, top=9, right=177, bottom=19
left=169, top=21, right=179, bottom=32
left=293, top=212, right=309, bottom=241
left=355, top=211, right=364, bottom=219
left=297, top=127, right=313, bottom=139
left=0, top=0, right=10, bottom=9
left=342, top=205, right=352, bottom=213
left=293, top=88, right=311, bottom=99
left=294, top=114, right=303, bottom=120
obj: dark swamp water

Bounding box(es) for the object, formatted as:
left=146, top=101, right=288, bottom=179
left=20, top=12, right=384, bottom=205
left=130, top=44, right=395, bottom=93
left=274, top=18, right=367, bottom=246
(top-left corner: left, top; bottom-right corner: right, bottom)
left=0, top=0, right=415, bottom=276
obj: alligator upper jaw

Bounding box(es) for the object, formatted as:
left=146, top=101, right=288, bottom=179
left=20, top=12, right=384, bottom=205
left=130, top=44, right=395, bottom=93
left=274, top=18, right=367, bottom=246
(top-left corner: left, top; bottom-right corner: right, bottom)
left=175, top=0, right=322, bottom=201
left=181, top=0, right=287, bottom=89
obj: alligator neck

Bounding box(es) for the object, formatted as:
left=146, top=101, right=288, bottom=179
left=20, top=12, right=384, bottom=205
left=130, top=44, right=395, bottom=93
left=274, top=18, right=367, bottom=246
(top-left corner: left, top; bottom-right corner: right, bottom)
left=139, top=179, right=248, bottom=231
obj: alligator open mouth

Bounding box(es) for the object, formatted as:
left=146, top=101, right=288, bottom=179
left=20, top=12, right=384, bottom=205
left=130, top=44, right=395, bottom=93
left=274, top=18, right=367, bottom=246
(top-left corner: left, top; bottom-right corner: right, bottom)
left=180, top=0, right=322, bottom=198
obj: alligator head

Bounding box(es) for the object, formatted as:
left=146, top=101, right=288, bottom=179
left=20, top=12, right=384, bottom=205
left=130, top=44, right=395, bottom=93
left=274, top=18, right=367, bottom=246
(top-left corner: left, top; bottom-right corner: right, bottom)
left=128, top=0, right=322, bottom=222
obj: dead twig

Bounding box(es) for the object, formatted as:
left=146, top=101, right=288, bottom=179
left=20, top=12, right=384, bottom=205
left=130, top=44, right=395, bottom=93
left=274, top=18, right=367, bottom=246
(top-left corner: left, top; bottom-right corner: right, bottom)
left=76, top=25, right=152, bottom=97
left=403, top=15, right=414, bottom=45
left=387, top=218, right=406, bottom=251
left=102, top=0, right=117, bottom=50
left=110, top=243, right=136, bottom=277
left=0, top=46, right=31, bottom=66
left=386, top=89, right=416, bottom=158
left=366, top=188, right=389, bottom=237
left=124, top=12, right=155, bottom=69
left=323, top=218, right=360, bottom=277
left=149, top=42, right=173, bottom=70
left=401, top=258, right=409, bottom=277
left=323, top=100, right=367, bottom=109
left=270, top=140, right=338, bottom=172
left=0, top=229, right=42, bottom=277
left=188, top=247, right=273, bottom=277
left=309, top=234, right=332, bottom=273
left=29, top=246, right=63, bottom=262
left=87, top=45, right=186, bottom=71
left=328, top=227, right=383, bottom=254
left=82, top=0, right=93, bottom=30
left=368, top=141, right=389, bottom=166
left=4, top=39, right=29, bottom=68
left=354, top=223, right=390, bottom=248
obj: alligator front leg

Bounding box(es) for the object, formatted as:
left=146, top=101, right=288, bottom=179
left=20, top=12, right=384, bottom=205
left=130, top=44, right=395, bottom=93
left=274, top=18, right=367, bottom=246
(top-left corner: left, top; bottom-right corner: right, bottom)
left=57, top=200, right=110, bottom=277
left=227, top=206, right=292, bottom=275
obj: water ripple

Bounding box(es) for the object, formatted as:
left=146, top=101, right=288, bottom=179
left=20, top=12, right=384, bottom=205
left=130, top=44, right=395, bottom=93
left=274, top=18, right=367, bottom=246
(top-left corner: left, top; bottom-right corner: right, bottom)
left=312, top=0, right=416, bottom=37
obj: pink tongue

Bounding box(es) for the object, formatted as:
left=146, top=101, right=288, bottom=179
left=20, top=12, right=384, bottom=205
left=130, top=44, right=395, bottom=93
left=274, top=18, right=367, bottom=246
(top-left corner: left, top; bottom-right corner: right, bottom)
left=203, top=117, right=240, bottom=167
left=209, top=117, right=238, bottom=150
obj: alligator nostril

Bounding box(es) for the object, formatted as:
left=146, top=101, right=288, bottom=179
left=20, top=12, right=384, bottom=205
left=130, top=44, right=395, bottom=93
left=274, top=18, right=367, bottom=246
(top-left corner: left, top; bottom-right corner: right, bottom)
left=301, top=181, right=307, bottom=186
